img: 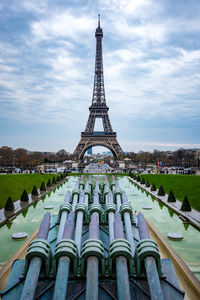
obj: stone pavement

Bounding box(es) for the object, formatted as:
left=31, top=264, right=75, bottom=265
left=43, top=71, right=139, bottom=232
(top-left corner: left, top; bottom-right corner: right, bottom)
left=128, top=177, right=200, bottom=230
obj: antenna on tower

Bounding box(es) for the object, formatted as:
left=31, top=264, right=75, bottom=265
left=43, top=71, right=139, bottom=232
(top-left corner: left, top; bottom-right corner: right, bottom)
left=98, top=14, right=100, bottom=28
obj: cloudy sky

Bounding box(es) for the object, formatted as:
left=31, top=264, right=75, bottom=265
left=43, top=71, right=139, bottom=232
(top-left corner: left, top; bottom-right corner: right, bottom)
left=0, top=0, right=200, bottom=154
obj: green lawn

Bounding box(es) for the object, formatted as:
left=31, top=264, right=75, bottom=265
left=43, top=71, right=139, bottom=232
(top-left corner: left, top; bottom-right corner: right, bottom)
left=140, top=174, right=200, bottom=211
left=0, top=174, right=58, bottom=209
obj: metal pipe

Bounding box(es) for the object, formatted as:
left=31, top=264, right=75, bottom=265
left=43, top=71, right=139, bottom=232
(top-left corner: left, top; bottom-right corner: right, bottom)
left=86, top=256, right=99, bottom=300
left=121, top=191, right=135, bottom=256
left=94, top=176, right=100, bottom=190
left=84, top=194, right=89, bottom=208
left=105, top=194, right=109, bottom=204
left=20, top=213, right=51, bottom=300
left=53, top=212, right=75, bottom=300
left=72, top=181, right=79, bottom=211
left=74, top=191, right=85, bottom=256
left=85, top=189, right=100, bottom=300
left=104, top=176, right=109, bottom=204
left=115, top=181, right=121, bottom=211
left=114, top=212, right=131, bottom=300
left=116, top=194, right=121, bottom=212
left=137, top=212, right=164, bottom=300
left=111, top=175, right=115, bottom=192
left=84, top=178, right=91, bottom=207
left=57, top=191, right=71, bottom=242
left=108, top=191, right=115, bottom=244
left=80, top=175, right=84, bottom=191
left=86, top=212, right=99, bottom=300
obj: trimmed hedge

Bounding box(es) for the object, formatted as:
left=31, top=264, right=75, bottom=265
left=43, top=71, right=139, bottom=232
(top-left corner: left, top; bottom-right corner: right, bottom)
left=32, top=185, right=39, bottom=196
left=141, top=178, right=145, bottom=184
left=5, top=196, right=14, bottom=211
left=167, top=190, right=176, bottom=202
left=137, top=175, right=140, bottom=182
left=47, top=179, right=52, bottom=187
left=181, top=196, right=191, bottom=211
left=151, top=183, right=156, bottom=191
left=20, top=189, right=29, bottom=202
left=145, top=180, right=150, bottom=187
left=40, top=181, right=46, bottom=191
left=52, top=177, right=56, bottom=184
left=158, top=185, right=165, bottom=196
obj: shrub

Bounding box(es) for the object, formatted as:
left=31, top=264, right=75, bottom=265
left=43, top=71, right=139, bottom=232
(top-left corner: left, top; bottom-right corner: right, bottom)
left=151, top=183, right=156, bottom=191
left=5, top=196, right=14, bottom=211
left=32, top=185, right=39, bottom=196
left=52, top=177, right=56, bottom=184
left=167, top=190, right=176, bottom=202
left=22, top=207, right=28, bottom=218
left=141, top=178, right=145, bottom=184
left=158, top=185, right=165, bottom=196
left=136, top=175, right=140, bottom=182
left=181, top=196, right=191, bottom=211
left=40, top=181, right=46, bottom=191
left=47, top=179, right=52, bottom=187
left=20, top=189, right=29, bottom=202
left=145, top=180, right=150, bottom=187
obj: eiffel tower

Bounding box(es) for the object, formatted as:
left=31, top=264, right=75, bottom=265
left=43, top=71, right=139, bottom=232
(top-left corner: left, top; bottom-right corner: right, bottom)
left=73, top=15, right=123, bottom=160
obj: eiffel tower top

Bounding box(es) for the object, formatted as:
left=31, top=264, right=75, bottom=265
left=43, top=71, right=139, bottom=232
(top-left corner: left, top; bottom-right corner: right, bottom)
left=95, top=14, right=103, bottom=37
left=91, top=14, right=107, bottom=108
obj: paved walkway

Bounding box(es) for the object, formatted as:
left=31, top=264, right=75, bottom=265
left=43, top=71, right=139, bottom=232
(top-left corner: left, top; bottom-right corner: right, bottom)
left=128, top=177, right=200, bottom=230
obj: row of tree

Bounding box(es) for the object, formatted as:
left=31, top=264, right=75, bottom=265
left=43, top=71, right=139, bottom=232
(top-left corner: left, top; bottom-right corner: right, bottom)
left=118, top=149, right=198, bottom=167
left=0, top=146, right=73, bottom=169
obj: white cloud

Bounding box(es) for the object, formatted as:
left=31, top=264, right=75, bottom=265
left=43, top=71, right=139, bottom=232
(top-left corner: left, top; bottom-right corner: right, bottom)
left=31, top=11, right=95, bottom=42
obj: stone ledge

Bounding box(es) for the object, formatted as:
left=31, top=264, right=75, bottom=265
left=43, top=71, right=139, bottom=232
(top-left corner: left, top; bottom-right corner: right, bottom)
left=128, top=177, right=200, bottom=230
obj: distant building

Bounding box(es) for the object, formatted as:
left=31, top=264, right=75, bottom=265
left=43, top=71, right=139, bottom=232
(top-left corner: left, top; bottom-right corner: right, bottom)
left=102, top=151, right=112, bottom=156
left=87, top=147, right=92, bottom=155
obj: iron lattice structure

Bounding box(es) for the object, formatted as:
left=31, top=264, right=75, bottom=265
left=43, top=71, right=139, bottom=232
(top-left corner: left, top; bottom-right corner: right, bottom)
left=73, top=16, right=123, bottom=160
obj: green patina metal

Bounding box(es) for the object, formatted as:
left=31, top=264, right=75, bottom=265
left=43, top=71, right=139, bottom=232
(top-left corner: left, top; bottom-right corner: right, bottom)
left=104, top=203, right=117, bottom=223
left=84, top=188, right=91, bottom=202
left=113, top=187, right=122, bottom=202
left=24, top=239, right=52, bottom=277
left=58, top=203, right=72, bottom=221
left=72, top=189, right=80, bottom=200
left=81, top=239, right=105, bottom=276
left=135, top=238, right=162, bottom=277
left=75, top=203, right=88, bottom=222
left=89, top=203, right=104, bottom=222
left=53, top=239, right=77, bottom=276
left=79, top=181, right=85, bottom=190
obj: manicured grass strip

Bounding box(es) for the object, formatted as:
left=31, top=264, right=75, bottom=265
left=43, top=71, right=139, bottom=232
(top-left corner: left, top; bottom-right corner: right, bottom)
left=140, top=174, right=200, bottom=211
left=0, top=174, right=58, bottom=209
